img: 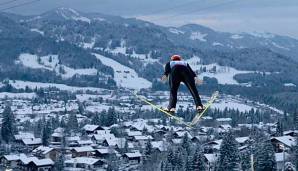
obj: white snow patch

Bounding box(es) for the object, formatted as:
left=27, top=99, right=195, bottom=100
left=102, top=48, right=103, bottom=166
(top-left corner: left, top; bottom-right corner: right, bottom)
left=249, top=31, right=275, bottom=38
left=186, top=56, right=253, bottom=85
left=82, top=38, right=96, bottom=49
left=17, top=53, right=98, bottom=79
left=30, top=28, right=44, bottom=35
left=230, top=34, right=243, bottom=39
left=169, top=28, right=185, bottom=34
left=272, top=42, right=290, bottom=50
left=9, top=80, right=106, bottom=93
left=0, top=92, right=36, bottom=99
left=284, top=83, right=296, bottom=87
left=212, top=42, right=224, bottom=46
left=56, top=8, right=91, bottom=23
left=190, top=32, right=207, bottom=41
left=94, top=53, right=151, bottom=89
left=212, top=98, right=255, bottom=112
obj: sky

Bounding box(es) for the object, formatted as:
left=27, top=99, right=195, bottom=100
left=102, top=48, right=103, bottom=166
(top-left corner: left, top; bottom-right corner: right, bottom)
left=1, top=0, right=298, bottom=39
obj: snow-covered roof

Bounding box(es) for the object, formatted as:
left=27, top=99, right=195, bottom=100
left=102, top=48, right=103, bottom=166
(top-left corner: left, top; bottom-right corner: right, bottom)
left=32, top=146, right=54, bottom=155
left=204, top=153, right=218, bottom=163
left=19, top=154, right=38, bottom=165
left=72, top=146, right=94, bottom=152
left=219, top=124, right=232, bottom=130
left=22, top=138, right=42, bottom=145
left=172, top=138, right=182, bottom=144
left=175, top=131, right=192, bottom=138
left=65, top=157, right=101, bottom=165
left=31, top=158, right=54, bottom=166
left=3, top=154, right=25, bottom=161
left=235, top=137, right=249, bottom=144
left=97, top=148, right=115, bottom=154
left=83, top=124, right=100, bottom=132
left=151, top=141, right=167, bottom=152
left=271, top=136, right=296, bottom=147
left=216, top=118, right=232, bottom=122
left=127, top=131, right=142, bottom=137
left=92, top=133, right=115, bottom=141
left=134, top=135, right=153, bottom=141
left=14, top=132, right=35, bottom=140
left=124, top=151, right=142, bottom=158
left=77, top=140, right=93, bottom=145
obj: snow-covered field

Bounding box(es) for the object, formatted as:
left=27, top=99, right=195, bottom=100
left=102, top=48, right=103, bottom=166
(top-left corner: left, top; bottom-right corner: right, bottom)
left=94, top=53, right=152, bottom=90
left=9, top=80, right=106, bottom=93
left=17, top=53, right=98, bottom=79
left=0, top=92, right=36, bottom=99
left=190, top=32, right=207, bottom=41
left=186, top=56, right=253, bottom=85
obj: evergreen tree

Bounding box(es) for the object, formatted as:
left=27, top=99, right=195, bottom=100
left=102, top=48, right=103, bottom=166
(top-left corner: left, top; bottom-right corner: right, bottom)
left=240, top=150, right=251, bottom=171
left=293, top=138, right=298, bottom=171
left=276, top=120, right=283, bottom=136
left=42, top=121, right=51, bottom=146
left=192, top=147, right=206, bottom=171
left=54, top=154, right=65, bottom=171
left=182, top=133, right=191, bottom=154
left=1, top=105, right=16, bottom=143
left=254, top=140, right=276, bottom=171
left=67, top=113, right=79, bottom=133
left=217, top=131, right=240, bottom=171
left=144, top=140, right=153, bottom=157
left=106, top=107, right=117, bottom=126
left=91, top=113, right=100, bottom=125
left=185, top=155, right=193, bottom=171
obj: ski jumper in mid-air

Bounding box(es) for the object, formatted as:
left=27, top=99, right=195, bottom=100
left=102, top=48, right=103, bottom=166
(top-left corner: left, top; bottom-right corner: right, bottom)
left=162, top=55, right=204, bottom=113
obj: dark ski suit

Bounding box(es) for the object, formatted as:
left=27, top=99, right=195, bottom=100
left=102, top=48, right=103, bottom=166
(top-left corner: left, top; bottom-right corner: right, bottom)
left=164, top=60, right=202, bottom=109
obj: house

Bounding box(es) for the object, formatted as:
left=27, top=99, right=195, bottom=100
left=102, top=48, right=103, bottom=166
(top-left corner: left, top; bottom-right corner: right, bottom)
left=283, top=130, right=298, bottom=137
left=14, top=132, right=35, bottom=143
left=0, top=154, right=24, bottom=170
left=50, top=127, right=64, bottom=146
left=32, top=146, right=59, bottom=161
left=91, top=131, right=115, bottom=144
left=271, top=136, right=296, bottom=152
left=123, top=151, right=142, bottom=164
left=21, top=138, right=42, bottom=149
left=133, top=135, right=153, bottom=147
left=151, top=141, right=167, bottom=152
left=71, top=146, right=95, bottom=157
left=83, top=124, right=104, bottom=134
left=95, top=148, right=117, bottom=159
left=235, top=137, right=249, bottom=146
left=26, top=159, right=54, bottom=171
left=275, top=152, right=289, bottom=171
left=173, top=131, right=192, bottom=139
left=65, top=157, right=106, bottom=170
left=204, top=153, right=219, bottom=171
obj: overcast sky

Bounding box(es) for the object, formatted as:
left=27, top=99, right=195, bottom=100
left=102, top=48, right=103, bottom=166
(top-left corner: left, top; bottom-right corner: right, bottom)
left=1, top=0, right=298, bottom=38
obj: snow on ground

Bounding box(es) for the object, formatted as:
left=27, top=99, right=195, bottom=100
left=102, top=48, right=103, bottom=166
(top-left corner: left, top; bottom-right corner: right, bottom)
left=76, top=94, right=112, bottom=102
left=94, top=53, right=152, bottom=89
left=271, top=42, right=290, bottom=50
left=169, top=28, right=185, bottom=34
left=212, top=42, right=224, bottom=46
left=106, top=40, right=158, bottom=64
left=57, top=8, right=91, bottom=23
left=230, top=34, right=243, bottom=39
left=249, top=31, right=275, bottom=38
left=82, top=38, right=96, bottom=49
left=0, top=92, right=36, bottom=99
left=30, top=28, right=44, bottom=35
left=9, top=80, right=106, bottom=93
left=190, top=32, right=207, bottom=41
left=17, top=53, right=98, bottom=79
left=186, top=56, right=253, bottom=85
left=284, top=83, right=296, bottom=87
left=211, top=98, right=255, bottom=112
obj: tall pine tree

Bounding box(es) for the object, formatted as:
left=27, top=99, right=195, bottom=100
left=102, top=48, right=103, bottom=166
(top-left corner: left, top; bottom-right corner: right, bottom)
left=254, top=140, right=276, bottom=171
left=1, top=105, right=16, bottom=143
left=192, top=147, right=206, bottom=171
left=217, top=131, right=240, bottom=171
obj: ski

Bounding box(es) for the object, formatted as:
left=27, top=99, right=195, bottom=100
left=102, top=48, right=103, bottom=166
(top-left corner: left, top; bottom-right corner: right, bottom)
left=133, top=91, right=193, bottom=127
left=191, top=91, right=219, bottom=126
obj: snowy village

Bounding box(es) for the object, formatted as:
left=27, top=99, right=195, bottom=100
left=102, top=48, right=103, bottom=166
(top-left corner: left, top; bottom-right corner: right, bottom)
left=0, top=1, right=298, bottom=171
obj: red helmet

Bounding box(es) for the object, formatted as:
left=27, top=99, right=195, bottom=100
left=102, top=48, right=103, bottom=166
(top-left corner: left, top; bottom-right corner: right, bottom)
left=171, top=55, right=182, bottom=61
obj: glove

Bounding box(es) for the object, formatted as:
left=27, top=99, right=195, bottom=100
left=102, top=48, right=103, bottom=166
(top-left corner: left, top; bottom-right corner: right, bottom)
left=161, top=75, right=168, bottom=82
left=195, top=77, right=203, bottom=85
